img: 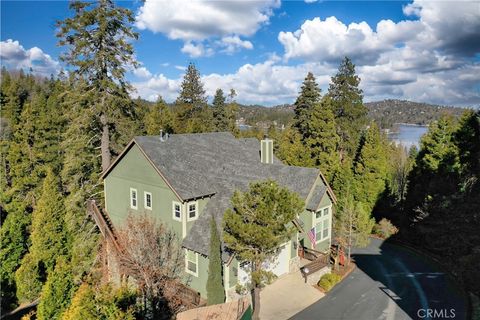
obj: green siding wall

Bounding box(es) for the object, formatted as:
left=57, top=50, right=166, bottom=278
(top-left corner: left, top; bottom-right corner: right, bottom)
left=297, top=179, right=333, bottom=253
left=104, top=144, right=184, bottom=238
left=183, top=250, right=210, bottom=298
left=318, top=192, right=331, bottom=209
left=186, top=198, right=209, bottom=234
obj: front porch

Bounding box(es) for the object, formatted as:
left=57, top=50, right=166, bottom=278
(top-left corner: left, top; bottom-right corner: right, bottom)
left=228, top=247, right=331, bottom=320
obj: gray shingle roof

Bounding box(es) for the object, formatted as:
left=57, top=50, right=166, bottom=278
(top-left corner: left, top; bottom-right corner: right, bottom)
left=132, top=132, right=327, bottom=261
left=306, top=183, right=327, bottom=211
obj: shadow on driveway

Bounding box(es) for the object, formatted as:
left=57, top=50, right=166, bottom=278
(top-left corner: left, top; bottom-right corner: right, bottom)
left=291, top=238, right=468, bottom=320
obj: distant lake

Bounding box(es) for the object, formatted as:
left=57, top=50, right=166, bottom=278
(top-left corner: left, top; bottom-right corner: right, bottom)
left=388, top=124, right=428, bottom=149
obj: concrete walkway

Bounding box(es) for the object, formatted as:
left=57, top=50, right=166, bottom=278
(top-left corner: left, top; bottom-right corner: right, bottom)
left=259, top=271, right=324, bottom=320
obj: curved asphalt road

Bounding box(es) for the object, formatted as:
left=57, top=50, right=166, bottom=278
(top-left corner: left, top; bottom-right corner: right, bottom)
left=292, top=238, right=468, bottom=320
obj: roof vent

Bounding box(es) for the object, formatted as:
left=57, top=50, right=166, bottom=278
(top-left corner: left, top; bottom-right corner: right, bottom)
left=261, top=138, right=273, bottom=164
left=159, top=129, right=169, bottom=142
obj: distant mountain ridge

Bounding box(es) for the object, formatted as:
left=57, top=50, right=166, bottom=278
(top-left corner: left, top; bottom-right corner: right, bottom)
left=365, top=99, right=466, bottom=128
left=236, top=99, right=467, bottom=129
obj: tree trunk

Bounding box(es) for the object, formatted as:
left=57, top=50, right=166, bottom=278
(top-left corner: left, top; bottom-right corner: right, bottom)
left=251, top=287, right=261, bottom=320
left=100, top=113, right=111, bottom=172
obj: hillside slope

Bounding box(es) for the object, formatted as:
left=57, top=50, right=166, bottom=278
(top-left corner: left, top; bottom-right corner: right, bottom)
left=365, top=99, right=466, bottom=128
left=236, top=99, right=467, bottom=129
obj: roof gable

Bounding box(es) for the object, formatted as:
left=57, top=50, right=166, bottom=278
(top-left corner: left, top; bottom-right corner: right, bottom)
left=102, top=139, right=183, bottom=201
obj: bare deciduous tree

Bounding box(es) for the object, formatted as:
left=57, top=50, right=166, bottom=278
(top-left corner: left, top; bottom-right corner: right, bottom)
left=115, top=212, right=184, bottom=318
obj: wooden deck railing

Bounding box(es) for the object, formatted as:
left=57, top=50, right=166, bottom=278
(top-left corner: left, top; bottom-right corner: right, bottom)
left=86, top=199, right=121, bottom=252
left=303, top=247, right=329, bottom=262
left=300, top=248, right=330, bottom=281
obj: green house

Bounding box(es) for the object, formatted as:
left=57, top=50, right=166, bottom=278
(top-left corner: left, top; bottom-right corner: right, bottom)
left=102, top=132, right=336, bottom=300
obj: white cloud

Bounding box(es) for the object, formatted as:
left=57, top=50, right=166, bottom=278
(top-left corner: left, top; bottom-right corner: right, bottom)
left=219, top=36, right=254, bottom=54
left=133, top=66, right=152, bottom=79
left=136, top=0, right=279, bottom=40
left=133, top=55, right=479, bottom=107
left=278, top=1, right=480, bottom=63
left=403, top=0, right=480, bottom=56
left=273, top=1, right=479, bottom=106
left=136, top=0, right=278, bottom=57
left=278, top=16, right=427, bottom=64
left=132, top=58, right=336, bottom=105
left=132, top=73, right=180, bottom=102
left=0, top=39, right=60, bottom=75
left=181, top=42, right=213, bottom=58
left=119, top=1, right=480, bottom=107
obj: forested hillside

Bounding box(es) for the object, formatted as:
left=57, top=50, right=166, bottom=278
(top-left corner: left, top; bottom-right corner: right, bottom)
left=0, top=63, right=239, bottom=318
left=235, top=99, right=467, bottom=130
left=365, top=99, right=466, bottom=128
left=237, top=104, right=294, bottom=127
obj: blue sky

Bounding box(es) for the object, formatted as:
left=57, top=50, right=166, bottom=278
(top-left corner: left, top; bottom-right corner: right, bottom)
left=1, top=0, right=479, bottom=106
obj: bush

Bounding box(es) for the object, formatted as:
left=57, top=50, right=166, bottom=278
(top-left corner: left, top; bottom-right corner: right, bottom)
left=373, top=218, right=398, bottom=239
left=15, top=253, right=44, bottom=303
left=235, top=283, right=248, bottom=295
left=37, top=258, right=76, bottom=320
left=62, top=283, right=137, bottom=320
left=317, top=273, right=342, bottom=292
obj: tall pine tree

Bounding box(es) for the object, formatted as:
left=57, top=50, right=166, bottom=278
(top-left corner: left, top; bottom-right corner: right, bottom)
left=405, top=115, right=459, bottom=219
left=57, top=0, right=138, bottom=171
left=174, top=63, right=213, bottom=133
left=305, top=99, right=340, bottom=183
left=328, top=57, right=367, bottom=158
left=176, top=63, right=207, bottom=107
left=212, top=89, right=228, bottom=132
left=145, top=96, right=175, bottom=135
left=352, top=122, right=389, bottom=212
left=293, top=72, right=322, bottom=138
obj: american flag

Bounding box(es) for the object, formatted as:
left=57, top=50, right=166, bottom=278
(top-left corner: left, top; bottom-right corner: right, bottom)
left=308, top=227, right=316, bottom=244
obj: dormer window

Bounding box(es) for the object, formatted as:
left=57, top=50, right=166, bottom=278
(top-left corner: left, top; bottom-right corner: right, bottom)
left=188, top=202, right=198, bottom=221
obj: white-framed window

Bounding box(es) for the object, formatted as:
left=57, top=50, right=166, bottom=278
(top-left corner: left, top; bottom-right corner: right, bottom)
left=314, top=206, right=330, bottom=243
left=315, top=220, right=323, bottom=241
left=185, top=250, right=198, bottom=277
left=322, top=219, right=329, bottom=238
left=172, top=201, right=182, bottom=221
left=144, top=192, right=152, bottom=210
left=187, top=201, right=198, bottom=221
left=130, top=188, right=137, bottom=210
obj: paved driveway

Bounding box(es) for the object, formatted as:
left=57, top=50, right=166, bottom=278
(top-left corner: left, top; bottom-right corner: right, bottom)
left=292, top=238, right=468, bottom=320
left=260, top=271, right=324, bottom=320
